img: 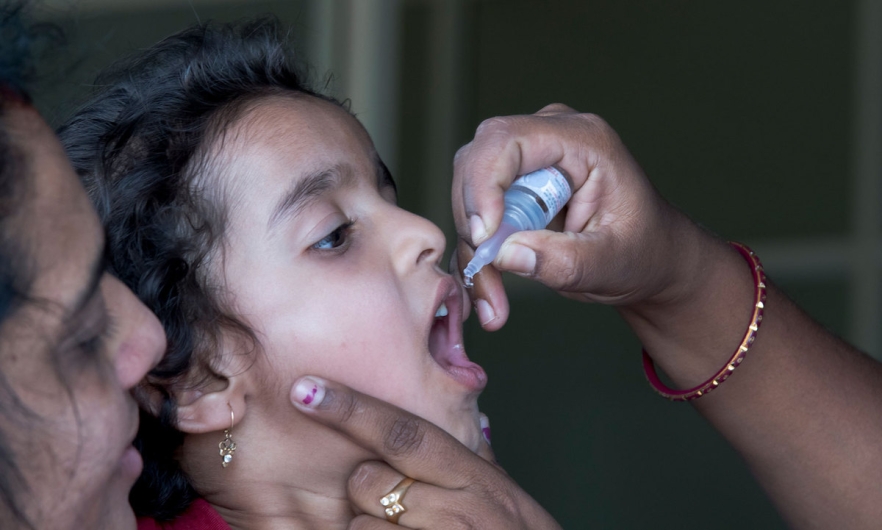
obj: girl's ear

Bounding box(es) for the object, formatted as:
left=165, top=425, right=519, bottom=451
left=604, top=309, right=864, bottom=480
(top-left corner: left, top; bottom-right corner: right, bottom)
left=173, top=353, right=250, bottom=434
left=174, top=378, right=245, bottom=434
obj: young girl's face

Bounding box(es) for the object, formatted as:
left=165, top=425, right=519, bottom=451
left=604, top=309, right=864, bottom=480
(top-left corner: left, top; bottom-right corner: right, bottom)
left=214, top=95, right=487, bottom=450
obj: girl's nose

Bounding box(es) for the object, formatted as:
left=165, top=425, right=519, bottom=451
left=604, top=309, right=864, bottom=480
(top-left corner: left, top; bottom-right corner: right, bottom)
left=387, top=207, right=447, bottom=273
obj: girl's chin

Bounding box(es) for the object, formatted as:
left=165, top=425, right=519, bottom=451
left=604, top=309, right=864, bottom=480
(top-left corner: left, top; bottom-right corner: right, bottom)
left=461, top=427, right=488, bottom=455
left=434, top=409, right=484, bottom=452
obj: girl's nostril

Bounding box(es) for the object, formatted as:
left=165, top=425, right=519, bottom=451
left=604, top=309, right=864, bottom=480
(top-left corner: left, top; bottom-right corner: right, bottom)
left=417, top=248, right=435, bottom=264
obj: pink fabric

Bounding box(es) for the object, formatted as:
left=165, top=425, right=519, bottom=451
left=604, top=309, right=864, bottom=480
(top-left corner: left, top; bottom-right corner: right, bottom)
left=137, top=499, right=231, bottom=530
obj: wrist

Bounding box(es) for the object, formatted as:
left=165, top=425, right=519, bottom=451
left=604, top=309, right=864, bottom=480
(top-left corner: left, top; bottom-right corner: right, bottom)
left=628, top=208, right=726, bottom=312
left=642, top=242, right=766, bottom=400
left=617, top=218, right=756, bottom=387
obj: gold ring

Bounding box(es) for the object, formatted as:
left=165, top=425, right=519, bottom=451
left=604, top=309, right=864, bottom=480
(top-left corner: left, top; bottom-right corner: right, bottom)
left=379, top=477, right=416, bottom=524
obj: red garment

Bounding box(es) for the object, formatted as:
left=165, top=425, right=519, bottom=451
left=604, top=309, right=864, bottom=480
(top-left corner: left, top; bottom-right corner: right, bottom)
left=137, top=499, right=231, bottom=530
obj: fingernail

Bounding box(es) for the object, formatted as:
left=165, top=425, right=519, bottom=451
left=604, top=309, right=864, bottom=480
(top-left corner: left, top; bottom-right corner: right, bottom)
left=475, top=298, right=496, bottom=326
left=497, top=243, right=536, bottom=275
left=469, top=215, right=488, bottom=245
left=479, top=413, right=491, bottom=445
left=291, top=376, right=325, bottom=408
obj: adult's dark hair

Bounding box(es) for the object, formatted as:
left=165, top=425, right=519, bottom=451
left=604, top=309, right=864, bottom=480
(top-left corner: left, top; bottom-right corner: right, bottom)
left=0, top=2, right=62, bottom=528
left=58, top=16, right=337, bottom=520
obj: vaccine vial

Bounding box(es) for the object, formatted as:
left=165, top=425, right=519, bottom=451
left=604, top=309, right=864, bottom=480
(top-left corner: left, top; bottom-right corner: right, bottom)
left=463, top=166, right=573, bottom=287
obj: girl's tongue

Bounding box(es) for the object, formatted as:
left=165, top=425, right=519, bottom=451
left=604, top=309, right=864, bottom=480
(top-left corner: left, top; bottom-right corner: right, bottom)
left=428, top=299, right=487, bottom=391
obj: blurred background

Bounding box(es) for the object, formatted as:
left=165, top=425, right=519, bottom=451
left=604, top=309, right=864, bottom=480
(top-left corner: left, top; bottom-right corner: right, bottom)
left=34, top=0, right=881, bottom=528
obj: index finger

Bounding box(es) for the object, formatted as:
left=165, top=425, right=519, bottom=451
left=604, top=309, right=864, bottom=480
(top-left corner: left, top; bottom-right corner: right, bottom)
left=289, top=376, right=493, bottom=487
left=452, top=104, right=596, bottom=247
left=453, top=237, right=510, bottom=330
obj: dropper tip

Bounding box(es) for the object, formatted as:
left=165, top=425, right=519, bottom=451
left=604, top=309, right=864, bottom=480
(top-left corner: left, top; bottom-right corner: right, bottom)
left=462, top=262, right=480, bottom=288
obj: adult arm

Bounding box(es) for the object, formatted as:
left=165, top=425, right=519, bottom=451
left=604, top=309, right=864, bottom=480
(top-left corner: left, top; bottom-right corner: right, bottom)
left=290, top=376, right=562, bottom=529
left=453, top=103, right=882, bottom=529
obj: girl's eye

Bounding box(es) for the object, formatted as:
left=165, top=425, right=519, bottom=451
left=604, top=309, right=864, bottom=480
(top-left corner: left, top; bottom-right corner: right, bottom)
left=312, top=220, right=354, bottom=251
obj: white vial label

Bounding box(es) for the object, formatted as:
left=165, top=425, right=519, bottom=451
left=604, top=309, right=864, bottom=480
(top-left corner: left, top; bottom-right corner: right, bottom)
left=512, top=167, right=572, bottom=226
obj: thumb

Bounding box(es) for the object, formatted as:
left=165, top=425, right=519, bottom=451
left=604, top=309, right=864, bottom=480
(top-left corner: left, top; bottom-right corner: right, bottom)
left=494, top=229, right=599, bottom=293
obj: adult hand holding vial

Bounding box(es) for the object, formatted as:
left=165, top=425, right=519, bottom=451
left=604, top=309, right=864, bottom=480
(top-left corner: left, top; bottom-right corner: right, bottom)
left=452, top=104, right=668, bottom=331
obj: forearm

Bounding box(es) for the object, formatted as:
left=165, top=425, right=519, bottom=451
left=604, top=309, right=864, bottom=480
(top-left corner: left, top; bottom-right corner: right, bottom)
left=620, top=222, right=882, bottom=529
left=703, top=287, right=882, bottom=529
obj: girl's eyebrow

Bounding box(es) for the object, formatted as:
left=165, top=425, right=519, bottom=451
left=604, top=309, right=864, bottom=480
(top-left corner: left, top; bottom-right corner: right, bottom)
left=375, top=156, right=398, bottom=197
left=267, top=163, right=355, bottom=231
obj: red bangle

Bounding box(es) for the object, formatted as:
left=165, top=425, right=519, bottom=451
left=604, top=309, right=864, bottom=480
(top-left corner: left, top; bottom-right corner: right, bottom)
left=642, top=242, right=766, bottom=402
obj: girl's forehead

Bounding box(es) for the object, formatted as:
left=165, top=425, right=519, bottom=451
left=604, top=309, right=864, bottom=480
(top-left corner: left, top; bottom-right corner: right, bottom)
left=237, top=95, right=370, bottom=148
left=216, top=96, right=376, bottom=178
left=212, top=96, right=381, bottom=216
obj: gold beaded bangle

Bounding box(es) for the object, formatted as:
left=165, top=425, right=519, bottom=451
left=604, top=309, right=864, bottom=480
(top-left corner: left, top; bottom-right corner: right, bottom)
left=642, top=242, right=766, bottom=402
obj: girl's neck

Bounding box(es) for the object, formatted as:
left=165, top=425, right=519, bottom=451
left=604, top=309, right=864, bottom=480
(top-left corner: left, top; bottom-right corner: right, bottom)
left=182, top=419, right=371, bottom=530
left=210, top=481, right=354, bottom=530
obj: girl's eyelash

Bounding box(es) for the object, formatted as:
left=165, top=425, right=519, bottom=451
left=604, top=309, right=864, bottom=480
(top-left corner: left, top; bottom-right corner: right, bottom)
left=312, top=219, right=356, bottom=251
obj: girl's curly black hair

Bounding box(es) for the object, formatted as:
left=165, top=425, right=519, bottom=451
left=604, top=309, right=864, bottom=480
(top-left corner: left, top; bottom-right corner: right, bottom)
left=57, top=16, right=341, bottom=520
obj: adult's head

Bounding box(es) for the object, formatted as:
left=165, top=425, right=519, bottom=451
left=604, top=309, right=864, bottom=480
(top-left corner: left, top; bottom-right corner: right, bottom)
left=59, top=17, right=487, bottom=525
left=0, top=3, right=165, bottom=528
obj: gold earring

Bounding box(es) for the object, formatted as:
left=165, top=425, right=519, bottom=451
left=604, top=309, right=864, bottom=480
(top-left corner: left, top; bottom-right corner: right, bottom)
left=218, top=404, right=237, bottom=468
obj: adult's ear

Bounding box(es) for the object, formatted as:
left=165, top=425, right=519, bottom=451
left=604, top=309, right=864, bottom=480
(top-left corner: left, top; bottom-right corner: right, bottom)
left=173, top=352, right=250, bottom=435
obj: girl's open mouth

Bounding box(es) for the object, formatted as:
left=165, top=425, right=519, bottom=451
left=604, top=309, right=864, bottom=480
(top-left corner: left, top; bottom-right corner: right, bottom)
left=427, top=277, right=487, bottom=391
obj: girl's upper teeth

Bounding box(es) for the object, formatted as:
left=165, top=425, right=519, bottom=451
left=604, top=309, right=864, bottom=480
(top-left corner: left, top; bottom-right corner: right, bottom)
left=435, top=302, right=449, bottom=318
